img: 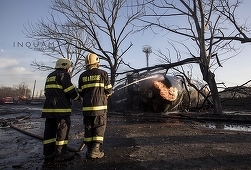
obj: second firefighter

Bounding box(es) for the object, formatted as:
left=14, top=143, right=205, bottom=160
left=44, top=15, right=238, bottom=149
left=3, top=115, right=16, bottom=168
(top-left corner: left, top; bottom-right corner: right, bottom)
left=78, top=53, right=112, bottom=159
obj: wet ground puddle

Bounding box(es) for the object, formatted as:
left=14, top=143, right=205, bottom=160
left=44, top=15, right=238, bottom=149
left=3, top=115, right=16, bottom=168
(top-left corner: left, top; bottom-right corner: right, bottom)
left=201, top=122, right=251, bottom=132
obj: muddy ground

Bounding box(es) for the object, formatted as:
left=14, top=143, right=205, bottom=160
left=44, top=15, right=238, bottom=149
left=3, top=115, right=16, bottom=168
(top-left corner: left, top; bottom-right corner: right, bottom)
left=1, top=98, right=251, bottom=170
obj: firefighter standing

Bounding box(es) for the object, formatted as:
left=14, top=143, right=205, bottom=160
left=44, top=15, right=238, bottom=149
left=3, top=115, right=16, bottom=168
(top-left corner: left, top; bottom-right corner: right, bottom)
left=42, top=58, right=82, bottom=162
left=78, top=53, right=112, bottom=159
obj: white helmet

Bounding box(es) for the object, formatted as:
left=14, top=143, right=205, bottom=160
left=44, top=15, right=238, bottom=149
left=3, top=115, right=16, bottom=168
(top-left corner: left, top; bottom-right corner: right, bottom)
left=55, top=58, right=73, bottom=69
left=85, top=53, right=100, bottom=66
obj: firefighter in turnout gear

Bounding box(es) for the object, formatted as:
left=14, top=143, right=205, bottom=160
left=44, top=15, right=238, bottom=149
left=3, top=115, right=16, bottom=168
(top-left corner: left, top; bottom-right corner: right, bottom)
left=78, top=53, right=112, bottom=159
left=42, top=58, right=82, bottom=162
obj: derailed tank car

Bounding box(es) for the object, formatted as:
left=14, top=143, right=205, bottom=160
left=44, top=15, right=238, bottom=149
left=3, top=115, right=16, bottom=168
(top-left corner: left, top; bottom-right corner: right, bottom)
left=111, top=72, right=210, bottom=113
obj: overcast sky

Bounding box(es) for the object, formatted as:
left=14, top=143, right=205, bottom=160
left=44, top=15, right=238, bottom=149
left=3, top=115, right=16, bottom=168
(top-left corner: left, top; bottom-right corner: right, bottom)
left=0, top=0, right=251, bottom=96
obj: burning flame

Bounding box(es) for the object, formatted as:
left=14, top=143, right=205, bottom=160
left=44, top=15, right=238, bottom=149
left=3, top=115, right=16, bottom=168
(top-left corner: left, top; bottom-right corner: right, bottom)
left=153, top=80, right=178, bottom=101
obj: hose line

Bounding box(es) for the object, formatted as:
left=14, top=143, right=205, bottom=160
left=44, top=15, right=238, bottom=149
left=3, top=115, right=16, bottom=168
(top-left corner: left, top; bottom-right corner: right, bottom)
left=9, top=113, right=85, bottom=152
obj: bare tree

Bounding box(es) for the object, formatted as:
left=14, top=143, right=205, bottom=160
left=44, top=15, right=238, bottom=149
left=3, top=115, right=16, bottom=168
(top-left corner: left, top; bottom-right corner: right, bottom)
left=138, top=0, right=251, bottom=115
left=24, top=0, right=144, bottom=85
left=25, top=11, right=93, bottom=77
left=0, top=83, right=31, bottom=98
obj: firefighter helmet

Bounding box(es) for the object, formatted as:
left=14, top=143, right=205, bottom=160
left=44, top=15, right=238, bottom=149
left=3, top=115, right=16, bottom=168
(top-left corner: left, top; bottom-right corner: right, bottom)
left=85, top=53, right=100, bottom=66
left=55, top=58, right=73, bottom=69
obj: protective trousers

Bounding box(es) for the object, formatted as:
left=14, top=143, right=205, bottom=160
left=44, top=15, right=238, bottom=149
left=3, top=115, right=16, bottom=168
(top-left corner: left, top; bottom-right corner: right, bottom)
left=83, top=115, right=106, bottom=145
left=43, top=116, right=71, bottom=156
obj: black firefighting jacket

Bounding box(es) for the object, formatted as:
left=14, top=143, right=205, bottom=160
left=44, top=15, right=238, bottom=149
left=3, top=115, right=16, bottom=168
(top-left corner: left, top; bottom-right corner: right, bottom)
left=42, top=69, right=80, bottom=118
left=78, top=68, right=112, bottom=116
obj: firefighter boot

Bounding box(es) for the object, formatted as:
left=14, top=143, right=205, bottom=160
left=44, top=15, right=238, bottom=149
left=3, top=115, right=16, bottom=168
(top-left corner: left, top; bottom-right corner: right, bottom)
left=85, top=142, right=93, bottom=159
left=89, top=143, right=104, bottom=159
left=54, top=149, right=75, bottom=162
left=44, top=154, right=55, bottom=163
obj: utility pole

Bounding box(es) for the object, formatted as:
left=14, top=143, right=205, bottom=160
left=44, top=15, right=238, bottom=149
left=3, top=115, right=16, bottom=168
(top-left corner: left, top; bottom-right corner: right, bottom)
left=142, top=45, right=152, bottom=67
left=32, top=80, right=36, bottom=100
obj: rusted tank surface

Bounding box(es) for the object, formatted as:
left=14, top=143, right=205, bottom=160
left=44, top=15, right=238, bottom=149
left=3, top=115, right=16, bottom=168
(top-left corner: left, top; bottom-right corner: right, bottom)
left=111, top=73, right=209, bottom=113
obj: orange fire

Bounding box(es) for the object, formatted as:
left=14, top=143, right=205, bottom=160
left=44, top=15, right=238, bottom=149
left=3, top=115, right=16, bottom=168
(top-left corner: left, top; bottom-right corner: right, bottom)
left=153, top=80, right=178, bottom=101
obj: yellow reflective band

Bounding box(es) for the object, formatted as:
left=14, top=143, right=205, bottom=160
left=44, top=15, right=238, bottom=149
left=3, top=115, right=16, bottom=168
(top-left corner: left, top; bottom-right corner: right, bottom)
left=42, top=108, right=72, bottom=112
left=46, top=76, right=56, bottom=82
left=83, top=106, right=107, bottom=111
left=81, top=83, right=104, bottom=89
left=74, top=94, right=80, bottom=100
left=84, top=137, right=93, bottom=142
left=84, top=136, right=103, bottom=142
left=45, top=84, right=63, bottom=89
left=93, top=136, right=104, bottom=141
left=56, top=140, right=68, bottom=146
left=64, top=85, right=75, bottom=93
left=43, top=138, right=56, bottom=144
left=105, top=84, right=112, bottom=89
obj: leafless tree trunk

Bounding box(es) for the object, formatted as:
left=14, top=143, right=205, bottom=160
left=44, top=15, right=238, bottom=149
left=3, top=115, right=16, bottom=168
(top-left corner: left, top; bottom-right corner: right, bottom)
left=138, top=0, right=251, bottom=115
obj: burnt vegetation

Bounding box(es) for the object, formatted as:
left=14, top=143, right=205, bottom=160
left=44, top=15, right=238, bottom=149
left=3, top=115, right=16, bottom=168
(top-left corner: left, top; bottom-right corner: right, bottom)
left=219, top=80, right=251, bottom=111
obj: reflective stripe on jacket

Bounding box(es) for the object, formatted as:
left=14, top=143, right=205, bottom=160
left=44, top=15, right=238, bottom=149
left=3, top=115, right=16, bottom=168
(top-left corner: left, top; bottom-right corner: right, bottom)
left=78, top=68, right=112, bottom=116
left=42, top=69, right=80, bottom=118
